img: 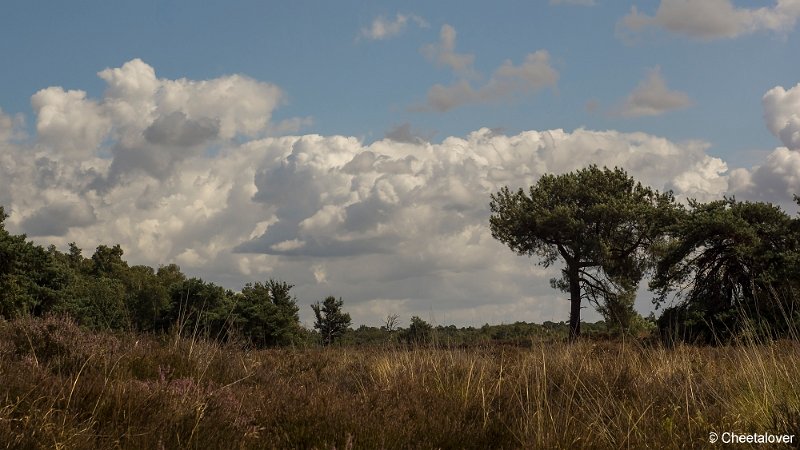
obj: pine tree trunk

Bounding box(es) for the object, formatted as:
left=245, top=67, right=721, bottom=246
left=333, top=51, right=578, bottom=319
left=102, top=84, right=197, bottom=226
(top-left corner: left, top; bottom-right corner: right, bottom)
left=568, top=265, right=581, bottom=342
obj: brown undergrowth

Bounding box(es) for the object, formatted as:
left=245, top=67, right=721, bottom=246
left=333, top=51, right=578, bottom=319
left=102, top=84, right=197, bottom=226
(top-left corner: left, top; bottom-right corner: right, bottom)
left=0, top=315, right=798, bottom=449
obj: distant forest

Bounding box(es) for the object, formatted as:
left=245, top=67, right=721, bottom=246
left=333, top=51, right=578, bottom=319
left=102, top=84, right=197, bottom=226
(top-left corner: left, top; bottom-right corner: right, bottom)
left=0, top=203, right=605, bottom=347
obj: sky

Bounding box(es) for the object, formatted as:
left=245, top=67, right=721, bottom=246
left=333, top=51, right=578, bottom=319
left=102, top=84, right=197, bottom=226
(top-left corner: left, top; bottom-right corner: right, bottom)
left=1, top=0, right=799, bottom=328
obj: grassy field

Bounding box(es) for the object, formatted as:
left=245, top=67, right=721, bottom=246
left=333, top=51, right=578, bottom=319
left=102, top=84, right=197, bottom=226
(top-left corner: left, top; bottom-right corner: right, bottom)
left=1, top=316, right=798, bottom=449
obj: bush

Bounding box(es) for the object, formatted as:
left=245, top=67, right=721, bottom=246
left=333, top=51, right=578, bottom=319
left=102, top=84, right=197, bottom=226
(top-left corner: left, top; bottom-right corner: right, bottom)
left=402, top=316, right=433, bottom=345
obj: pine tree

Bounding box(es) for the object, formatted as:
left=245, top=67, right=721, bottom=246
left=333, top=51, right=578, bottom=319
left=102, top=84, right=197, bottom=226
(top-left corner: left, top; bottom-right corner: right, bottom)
left=311, top=296, right=351, bottom=346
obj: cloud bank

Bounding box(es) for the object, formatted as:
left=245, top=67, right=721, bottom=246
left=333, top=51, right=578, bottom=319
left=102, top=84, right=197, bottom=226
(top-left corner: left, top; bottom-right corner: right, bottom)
left=1, top=60, right=798, bottom=326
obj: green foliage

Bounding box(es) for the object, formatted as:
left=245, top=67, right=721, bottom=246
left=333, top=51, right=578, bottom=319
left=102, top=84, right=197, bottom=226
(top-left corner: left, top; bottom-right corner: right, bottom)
left=5, top=184, right=799, bottom=350
left=490, top=165, right=676, bottom=339
left=234, top=279, right=302, bottom=347
left=594, top=286, right=654, bottom=337
left=340, top=320, right=612, bottom=347
left=402, top=316, right=433, bottom=345
left=57, top=276, right=130, bottom=330
left=651, top=198, right=800, bottom=343
left=166, top=278, right=235, bottom=340
left=311, top=296, right=351, bottom=346
left=0, top=210, right=67, bottom=318
left=595, top=286, right=637, bottom=335
left=124, top=265, right=172, bottom=332
left=0, top=204, right=310, bottom=347
left=156, top=263, right=187, bottom=288
left=91, top=244, right=128, bottom=279
left=66, top=242, right=87, bottom=272
left=342, top=324, right=393, bottom=346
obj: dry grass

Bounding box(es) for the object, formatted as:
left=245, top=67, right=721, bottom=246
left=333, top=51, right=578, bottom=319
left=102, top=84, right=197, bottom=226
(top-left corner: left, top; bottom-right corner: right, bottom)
left=1, top=316, right=798, bottom=449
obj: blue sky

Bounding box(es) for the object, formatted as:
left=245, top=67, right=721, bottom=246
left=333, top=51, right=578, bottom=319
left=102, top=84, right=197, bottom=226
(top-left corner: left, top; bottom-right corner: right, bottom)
left=2, top=1, right=797, bottom=162
left=1, top=1, right=800, bottom=326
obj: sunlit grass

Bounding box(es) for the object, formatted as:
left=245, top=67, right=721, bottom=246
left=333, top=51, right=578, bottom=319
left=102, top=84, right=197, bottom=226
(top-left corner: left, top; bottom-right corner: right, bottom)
left=1, top=315, right=798, bottom=449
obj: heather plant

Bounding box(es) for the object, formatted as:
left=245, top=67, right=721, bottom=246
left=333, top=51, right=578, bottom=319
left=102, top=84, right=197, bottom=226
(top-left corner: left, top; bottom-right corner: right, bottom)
left=1, top=316, right=798, bottom=449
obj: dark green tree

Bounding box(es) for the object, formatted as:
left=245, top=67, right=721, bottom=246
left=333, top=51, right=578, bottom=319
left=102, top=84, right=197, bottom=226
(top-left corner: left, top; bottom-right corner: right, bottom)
left=91, top=244, right=128, bottom=279
left=66, top=242, right=89, bottom=274
left=234, top=279, right=302, bottom=347
left=0, top=207, right=67, bottom=318
left=57, top=276, right=129, bottom=330
left=311, top=296, right=351, bottom=346
left=490, top=166, right=676, bottom=340
left=595, top=286, right=636, bottom=335
left=124, top=265, right=171, bottom=331
left=651, top=198, right=800, bottom=342
left=156, top=264, right=186, bottom=291
left=166, top=278, right=235, bottom=339
left=402, top=315, right=433, bottom=345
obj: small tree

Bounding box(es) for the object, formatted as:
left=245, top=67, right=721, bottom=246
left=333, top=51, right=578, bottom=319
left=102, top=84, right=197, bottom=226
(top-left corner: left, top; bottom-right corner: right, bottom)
left=165, top=278, right=234, bottom=340
left=91, top=244, right=128, bottom=279
left=235, top=279, right=302, bottom=347
left=383, top=313, right=399, bottom=332
left=311, top=296, right=351, bottom=346
left=595, top=286, right=652, bottom=336
left=403, top=316, right=433, bottom=345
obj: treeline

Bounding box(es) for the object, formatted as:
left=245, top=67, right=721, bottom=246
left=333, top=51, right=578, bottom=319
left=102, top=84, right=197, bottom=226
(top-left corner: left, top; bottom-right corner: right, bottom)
left=342, top=318, right=613, bottom=347
left=0, top=206, right=312, bottom=346
left=0, top=205, right=598, bottom=348
left=4, top=180, right=800, bottom=346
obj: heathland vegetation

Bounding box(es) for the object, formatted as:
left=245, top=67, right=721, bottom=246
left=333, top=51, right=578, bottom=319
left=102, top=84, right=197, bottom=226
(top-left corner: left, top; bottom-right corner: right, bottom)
left=1, top=165, right=799, bottom=448
left=1, top=315, right=798, bottom=449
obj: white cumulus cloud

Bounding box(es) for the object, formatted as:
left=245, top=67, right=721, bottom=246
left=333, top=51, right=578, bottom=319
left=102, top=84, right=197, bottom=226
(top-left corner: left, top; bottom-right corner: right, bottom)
left=0, top=108, right=25, bottom=143
left=3, top=60, right=792, bottom=327
left=618, top=0, right=800, bottom=41
left=31, top=87, right=111, bottom=159
left=726, top=83, right=800, bottom=205
left=360, top=13, right=428, bottom=40
left=421, top=24, right=476, bottom=75
left=763, top=82, right=800, bottom=150
left=422, top=49, right=558, bottom=112
left=618, top=67, right=692, bottom=117
left=729, top=147, right=800, bottom=202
